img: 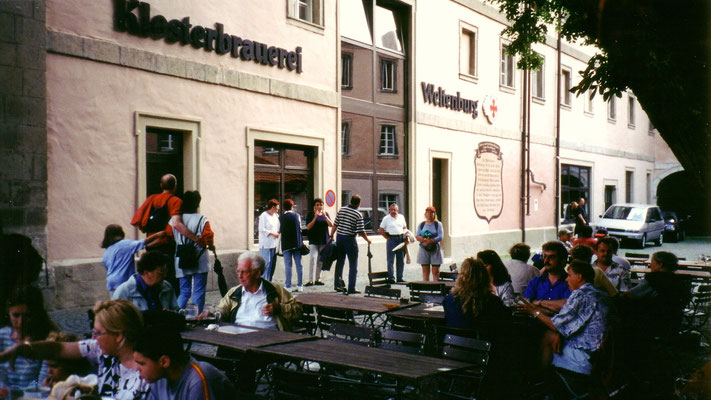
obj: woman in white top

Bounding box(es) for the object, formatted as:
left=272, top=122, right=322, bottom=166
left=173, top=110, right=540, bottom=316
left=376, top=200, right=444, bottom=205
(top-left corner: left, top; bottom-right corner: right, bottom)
left=0, top=300, right=150, bottom=400
left=477, top=250, right=516, bottom=307
left=258, top=199, right=280, bottom=281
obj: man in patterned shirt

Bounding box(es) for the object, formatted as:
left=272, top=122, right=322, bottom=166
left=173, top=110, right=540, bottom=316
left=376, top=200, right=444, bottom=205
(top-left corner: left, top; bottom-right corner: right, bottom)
left=593, top=236, right=631, bottom=291
left=522, top=260, right=610, bottom=377
left=329, top=195, right=372, bottom=294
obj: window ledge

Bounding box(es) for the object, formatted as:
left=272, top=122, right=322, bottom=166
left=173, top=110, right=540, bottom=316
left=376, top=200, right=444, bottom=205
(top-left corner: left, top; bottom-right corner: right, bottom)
left=377, top=155, right=399, bottom=159
left=499, top=85, right=515, bottom=94
left=560, top=103, right=572, bottom=111
left=607, top=117, right=616, bottom=124
left=584, top=110, right=594, bottom=117
left=532, top=96, right=545, bottom=105
left=286, top=16, right=325, bottom=34
left=458, top=73, right=478, bottom=84
left=627, top=123, right=636, bottom=129
left=342, top=86, right=352, bottom=91
left=379, top=89, right=397, bottom=94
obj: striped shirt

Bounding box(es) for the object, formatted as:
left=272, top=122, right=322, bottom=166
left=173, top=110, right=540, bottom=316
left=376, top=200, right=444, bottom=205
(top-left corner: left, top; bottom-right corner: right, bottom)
left=333, top=206, right=365, bottom=236
left=0, top=326, right=47, bottom=389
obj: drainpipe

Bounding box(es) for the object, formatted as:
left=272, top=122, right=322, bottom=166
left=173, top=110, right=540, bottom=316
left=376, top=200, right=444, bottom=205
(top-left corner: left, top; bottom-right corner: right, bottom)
left=521, top=66, right=528, bottom=243
left=555, top=21, right=562, bottom=234
left=526, top=68, right=532, bottom=216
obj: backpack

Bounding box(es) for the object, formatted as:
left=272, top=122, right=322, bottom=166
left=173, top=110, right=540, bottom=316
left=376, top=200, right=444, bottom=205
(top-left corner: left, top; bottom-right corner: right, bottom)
left=418, top=222, right=438, bottom=252
left=144, top=195, right=174, bottom=232
left=176, top=216, right=206, bottom=270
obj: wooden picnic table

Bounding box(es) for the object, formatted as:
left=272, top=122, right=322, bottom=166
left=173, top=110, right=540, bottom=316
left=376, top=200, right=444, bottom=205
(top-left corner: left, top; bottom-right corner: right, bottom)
left=180, top=325, right=317, bottom=352
left=296, top=292, right=417, bottom=314
left=248, top=337, right=472, bottom=381
left=409, top=280, right=456, bottom=288
left=388, top=303, right=446, bottom=323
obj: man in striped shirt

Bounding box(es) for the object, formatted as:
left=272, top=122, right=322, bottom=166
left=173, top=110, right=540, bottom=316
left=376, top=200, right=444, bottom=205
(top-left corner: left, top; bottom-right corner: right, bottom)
left=330, top=195, right=372, bottom=293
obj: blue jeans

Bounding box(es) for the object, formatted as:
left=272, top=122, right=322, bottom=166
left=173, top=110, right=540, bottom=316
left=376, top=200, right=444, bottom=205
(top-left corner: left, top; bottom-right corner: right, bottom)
left=260, top=248, right=277, bottom=280
left=386, top=235, right=405, bottom=281
left=178, top=272, right=208, bottom=313
left=334, top=235, right=359, bottom=291
left=283, top=248, right=303, bottom=288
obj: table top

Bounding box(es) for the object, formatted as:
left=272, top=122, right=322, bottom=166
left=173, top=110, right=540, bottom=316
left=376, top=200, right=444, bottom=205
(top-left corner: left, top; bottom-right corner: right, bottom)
left=249, top=338, right=472, bottom=380
left=388, top=303, right=446, bottom=321
left=630, top=267, right=711, bottom=278
left=181, top=325, right=317, bottom=351
left=296, top=292, right=416, bottom=313
left=409, top=280, right=456, bottom=287
left=629, top=258, right=711, bottom=269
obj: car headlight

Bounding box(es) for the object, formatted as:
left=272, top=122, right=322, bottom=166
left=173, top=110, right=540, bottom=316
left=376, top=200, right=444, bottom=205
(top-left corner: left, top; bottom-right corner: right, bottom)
left=668, top=219, right=675, bottom=223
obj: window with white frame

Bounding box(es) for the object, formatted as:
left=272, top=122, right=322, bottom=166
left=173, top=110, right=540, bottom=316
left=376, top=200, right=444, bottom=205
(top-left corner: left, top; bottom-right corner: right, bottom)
left=341, top=121, right=350, bottom=156
left=460, top=26, right=477, bottom=77
left=532, top=54, right=544, bottom=99
left=289, top=0, right=322, bottom=26
left=379, top=125, right=397, bottom=155
left=500, top=44, right=514, bottom=88
left=380, top=58, right=396, bottom=92
left=341, top=53, right=353, bottom=89
left=585, top=91, right=594, bottom=114
left=607, top=96, right=616, bottom=121
left=341, top=190, right=351, bottom=206
left=378, top=192, right=400, bottom=210
left=648, top=121, right=655, bottom=134
left=561, top=67, right=571, bottom=106
left=627, top=93, right=636, bottom=127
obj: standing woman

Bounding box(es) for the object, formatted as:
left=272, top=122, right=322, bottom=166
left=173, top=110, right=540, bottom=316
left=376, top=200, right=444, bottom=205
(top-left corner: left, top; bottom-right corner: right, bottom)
left=416, top=206, right=444, bottom=281
left=258, top=199, right=280, bottom=280
left=0, top=300, right=150, bottom=400
left=305, top=198, right=333, bottom=286
left=280, top=199, right=304, bottom=292
left=0, top=285, right=57, bottom=390
left=477, top=250, right=516, bottom=306
left=171, top=190, right=214, bottom=313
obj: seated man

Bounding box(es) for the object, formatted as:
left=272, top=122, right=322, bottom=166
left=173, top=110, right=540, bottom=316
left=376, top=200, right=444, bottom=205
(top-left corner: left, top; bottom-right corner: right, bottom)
left=112, top=251, right=178, bottom=311
left=593, top=236, right=631, bottom=291
left=558, top=229, right=573, bottom=252
left=504, top=243, right=540, bottom=295
left=572, top=225, right=597, bottom=250
left=216, top=252, right=302, bottom=331
left=134, top=325, right=236, bottom=399
left=522, top=241, right=571, bottom=314
left=569, top=245, right=617, bottom=297
left=522, top=261, right=610, bottom=388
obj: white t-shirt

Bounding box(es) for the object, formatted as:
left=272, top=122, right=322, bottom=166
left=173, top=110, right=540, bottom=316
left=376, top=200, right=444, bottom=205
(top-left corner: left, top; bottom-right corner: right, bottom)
left=78, top=339, right=150, bottom=400
left=258, top=211, right=280, bottom=249
left=379, top=214, right=407, bottom=235
left=235, top=283, right=278, bottom=330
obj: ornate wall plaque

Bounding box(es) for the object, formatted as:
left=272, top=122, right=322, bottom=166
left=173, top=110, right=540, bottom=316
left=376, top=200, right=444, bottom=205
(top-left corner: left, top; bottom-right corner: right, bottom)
left=474, top=142, right=504, bottom=223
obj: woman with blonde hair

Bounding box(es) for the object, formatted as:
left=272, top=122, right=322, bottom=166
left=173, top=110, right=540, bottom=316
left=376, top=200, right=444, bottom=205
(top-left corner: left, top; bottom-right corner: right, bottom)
left=0, top=299, right=150, bottom=400
left=442, top=257, right=510, bottom=328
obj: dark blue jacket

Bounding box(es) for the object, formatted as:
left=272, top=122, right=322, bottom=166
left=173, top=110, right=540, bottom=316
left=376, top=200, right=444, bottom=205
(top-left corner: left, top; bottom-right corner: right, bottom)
left=279, top=211, right=302, bottom=251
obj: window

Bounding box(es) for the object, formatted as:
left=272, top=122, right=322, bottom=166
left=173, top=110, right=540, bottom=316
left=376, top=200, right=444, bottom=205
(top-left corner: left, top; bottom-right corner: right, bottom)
left=378, top=192, right=400, bottom=210
left=341, top=190, right=351, bottom=206
left=341, top=53, right=353, bottom=89
left=646, top=172, right=651, bottom=203
left=341, top=0, right=372, bottom=44
left=560, top=164, right=590, bottom=219
left=146, top=127, right=184, bottom=196
left=290, top=0, right=322, bottom=26
left=532, top=56, right=544, bottom=99
left=607, top=96, right=616, bottom=121
left=341, top=121, right=350, bottom=155
left=648, top=121, right=655, bottom=134
left=561, top=67, right=571, bottom=106
left=375, top=5, right=404, bottom=53
left=380, top=58, right=396, bottom=92
left=500, top=44, right=514, bottom=88
left=460, top=26, right=477, bottom=77
left=625, top=170, right=633, bottom=202
left=627, top=94, right=636, bottom=127
left=585, top=91, right=594, bottom=114
left=379, top=125, right=397, bottom=155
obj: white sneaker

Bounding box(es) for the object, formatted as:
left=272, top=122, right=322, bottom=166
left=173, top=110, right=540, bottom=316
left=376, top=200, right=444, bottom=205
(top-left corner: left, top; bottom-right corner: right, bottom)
left=297, top=286, right=304, bottom=292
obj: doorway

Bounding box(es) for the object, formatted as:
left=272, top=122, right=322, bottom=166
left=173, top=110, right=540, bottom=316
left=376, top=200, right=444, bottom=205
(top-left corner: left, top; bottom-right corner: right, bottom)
left=604, top=185, right=617, bottom=212
left=432, top=157, right=450, bottom=256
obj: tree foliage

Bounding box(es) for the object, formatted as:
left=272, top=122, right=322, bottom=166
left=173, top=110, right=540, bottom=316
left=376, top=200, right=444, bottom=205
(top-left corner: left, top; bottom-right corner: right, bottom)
left=490, top=0, right=710, bottom=194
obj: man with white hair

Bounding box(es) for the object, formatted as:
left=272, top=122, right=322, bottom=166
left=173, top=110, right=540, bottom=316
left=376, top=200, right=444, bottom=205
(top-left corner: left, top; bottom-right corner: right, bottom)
left=216, top=252, right=301, bottom=331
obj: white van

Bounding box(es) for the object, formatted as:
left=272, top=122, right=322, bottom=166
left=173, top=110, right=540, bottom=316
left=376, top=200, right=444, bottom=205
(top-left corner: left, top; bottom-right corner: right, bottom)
left=595, top=203, right=665, bottom=248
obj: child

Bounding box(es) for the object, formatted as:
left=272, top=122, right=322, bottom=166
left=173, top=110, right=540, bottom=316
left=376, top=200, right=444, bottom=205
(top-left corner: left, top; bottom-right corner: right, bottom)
left=101, top=224, right=161, bottom=295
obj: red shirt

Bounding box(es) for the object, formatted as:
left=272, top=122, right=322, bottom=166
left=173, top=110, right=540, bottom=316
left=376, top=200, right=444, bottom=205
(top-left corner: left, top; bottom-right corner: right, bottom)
left=131, top=192, right=183, bottom=234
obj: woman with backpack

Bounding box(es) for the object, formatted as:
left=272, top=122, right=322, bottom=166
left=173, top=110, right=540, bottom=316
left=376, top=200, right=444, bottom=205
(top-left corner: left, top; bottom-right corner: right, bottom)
left=416, top=206, right=444, bottom=281
left=170, top=190, right=214, bottom=313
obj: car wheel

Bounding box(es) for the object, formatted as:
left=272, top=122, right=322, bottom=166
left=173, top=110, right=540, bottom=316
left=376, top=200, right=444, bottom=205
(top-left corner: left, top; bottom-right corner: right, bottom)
left=655, top=232, right=663, bottom=246
left=639, top=234, right=647, bottom=248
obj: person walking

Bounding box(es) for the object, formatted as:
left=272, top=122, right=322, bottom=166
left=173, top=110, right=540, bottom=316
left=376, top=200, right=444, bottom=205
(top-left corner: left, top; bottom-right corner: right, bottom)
left=329, top=195, right=371, bottom=294
left=305, top=198, right=333, bottom=287
left=171, top=191, right=214, bottom=313
left=258, top=199, right=280, bottom=281
left=378, top=203, right=408, bottom=283
left=416, top=206, right=444, bottom=281
left=279, top=199, right=304, bottom=292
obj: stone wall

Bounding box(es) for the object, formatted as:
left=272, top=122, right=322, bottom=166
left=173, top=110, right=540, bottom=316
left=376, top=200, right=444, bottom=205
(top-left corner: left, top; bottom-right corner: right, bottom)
left=0, top=0, right=47, bottom=256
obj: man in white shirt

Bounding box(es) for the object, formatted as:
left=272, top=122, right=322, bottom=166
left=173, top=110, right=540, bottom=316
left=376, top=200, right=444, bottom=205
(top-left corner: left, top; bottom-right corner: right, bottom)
left=216, top=252, right=302, bottom=331
left=378, top=203, right=408, bottom=283
left=503, top=242, right=540, bottom=294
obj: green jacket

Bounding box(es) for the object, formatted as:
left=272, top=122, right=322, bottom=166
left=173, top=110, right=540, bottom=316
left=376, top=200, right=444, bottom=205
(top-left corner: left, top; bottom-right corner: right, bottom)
left=216, top=279, right=302, bottom=331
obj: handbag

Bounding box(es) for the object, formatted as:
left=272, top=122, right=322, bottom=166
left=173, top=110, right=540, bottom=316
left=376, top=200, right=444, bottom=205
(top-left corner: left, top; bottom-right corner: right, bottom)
left=299, top=244, right=310, bottom=256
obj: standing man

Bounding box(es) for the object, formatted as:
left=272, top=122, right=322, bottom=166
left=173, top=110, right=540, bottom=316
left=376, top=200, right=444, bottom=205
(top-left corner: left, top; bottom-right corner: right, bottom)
left=378, top=203, right=408, bottom=284
left=570, top=201, right=587, bottom=236
left=593, top=236, right=631, bottom=291
left=330, top=195, right=372, bottom=294
left=578, top=197, right=589, bottom=226
left=131, top=174, right=201, bottom=293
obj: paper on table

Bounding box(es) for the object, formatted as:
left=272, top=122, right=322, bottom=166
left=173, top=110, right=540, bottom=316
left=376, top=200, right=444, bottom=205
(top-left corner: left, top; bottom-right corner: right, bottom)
left=424, top=305, right=444, bottom=312
left=217, top=325, right=258, bottom=334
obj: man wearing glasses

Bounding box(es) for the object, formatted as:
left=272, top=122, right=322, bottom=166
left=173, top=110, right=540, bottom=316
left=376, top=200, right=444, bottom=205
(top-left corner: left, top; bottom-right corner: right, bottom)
left=521, top=241, right=571, bottom=315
